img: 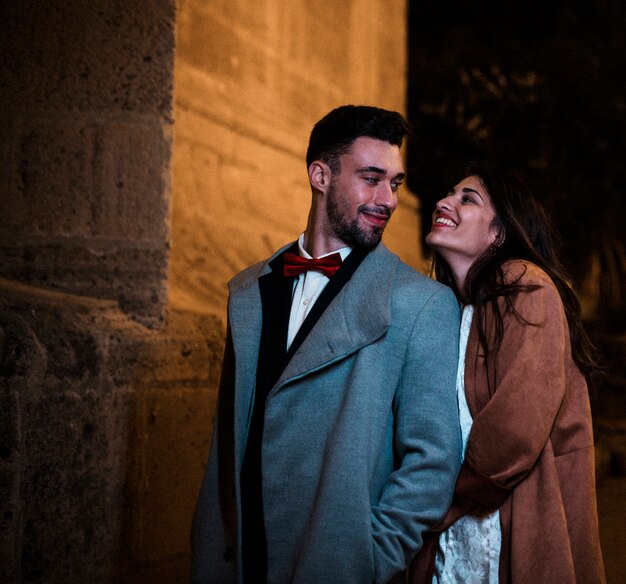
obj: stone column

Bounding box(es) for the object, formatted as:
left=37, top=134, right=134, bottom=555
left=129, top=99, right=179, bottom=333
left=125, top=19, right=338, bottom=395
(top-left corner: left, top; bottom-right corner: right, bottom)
left=0, top=2, right=223, bottom=583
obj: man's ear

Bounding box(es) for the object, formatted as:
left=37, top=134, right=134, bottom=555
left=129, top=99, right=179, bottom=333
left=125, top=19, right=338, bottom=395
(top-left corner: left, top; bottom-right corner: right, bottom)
left=308, top=160, right=332, bottom=193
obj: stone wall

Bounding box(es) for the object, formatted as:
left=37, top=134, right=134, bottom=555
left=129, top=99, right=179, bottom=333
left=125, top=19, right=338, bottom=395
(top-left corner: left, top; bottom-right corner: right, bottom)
left=0, top=0, right=175, bottom=328
left=0, top=279, right=223, bottom=583
left=171, top=0, right=420, bottom=318
left=0, top=1, right=415, bottom=582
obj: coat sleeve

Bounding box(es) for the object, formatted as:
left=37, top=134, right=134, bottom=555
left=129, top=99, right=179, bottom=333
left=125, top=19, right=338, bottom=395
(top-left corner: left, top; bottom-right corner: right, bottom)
left=456, top=265, right=569, bottom=509
left=371, top=285, right=462, bottom=584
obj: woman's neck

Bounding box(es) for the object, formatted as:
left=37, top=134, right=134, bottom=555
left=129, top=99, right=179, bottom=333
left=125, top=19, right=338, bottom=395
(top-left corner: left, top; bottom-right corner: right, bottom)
left=445, top=258, right=470, bottom=298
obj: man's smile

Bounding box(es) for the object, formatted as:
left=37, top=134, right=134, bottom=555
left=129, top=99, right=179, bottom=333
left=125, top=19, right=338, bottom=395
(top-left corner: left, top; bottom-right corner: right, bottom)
left=360, top=207, right=391, bottom=229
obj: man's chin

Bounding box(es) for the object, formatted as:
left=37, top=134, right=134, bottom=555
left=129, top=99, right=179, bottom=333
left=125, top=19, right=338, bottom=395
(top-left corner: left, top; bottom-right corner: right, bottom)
left=354, top=228, right=384, bottom=250
left=333, top=220, right=385, bottom=249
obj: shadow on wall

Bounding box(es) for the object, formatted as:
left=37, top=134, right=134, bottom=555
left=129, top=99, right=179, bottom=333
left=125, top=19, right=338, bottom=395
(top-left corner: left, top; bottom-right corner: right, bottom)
left=0, top=279, right=224, bottom=583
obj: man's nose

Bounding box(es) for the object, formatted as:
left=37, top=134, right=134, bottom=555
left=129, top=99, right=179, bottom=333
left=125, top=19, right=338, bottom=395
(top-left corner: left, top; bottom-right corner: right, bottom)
left=375, top=182, right=398, bottom=209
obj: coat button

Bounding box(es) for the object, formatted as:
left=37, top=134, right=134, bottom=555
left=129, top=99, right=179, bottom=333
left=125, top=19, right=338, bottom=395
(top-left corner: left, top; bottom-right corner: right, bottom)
left=223, top=546, right=233, bottom=562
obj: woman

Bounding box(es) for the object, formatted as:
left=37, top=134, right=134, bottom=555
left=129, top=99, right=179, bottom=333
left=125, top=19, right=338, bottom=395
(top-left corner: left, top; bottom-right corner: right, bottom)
left=410, top=168, right=605, bottom=583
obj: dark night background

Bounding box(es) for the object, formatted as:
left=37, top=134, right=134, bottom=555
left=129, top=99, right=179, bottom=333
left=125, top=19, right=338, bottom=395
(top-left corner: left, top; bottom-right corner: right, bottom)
left=407, top=6, right=626, bottom=575
left=407, top=0, right=626, bottom=336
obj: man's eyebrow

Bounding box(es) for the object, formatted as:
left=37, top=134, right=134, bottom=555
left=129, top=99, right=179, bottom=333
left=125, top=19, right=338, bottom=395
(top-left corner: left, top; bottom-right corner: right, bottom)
left=357, top=165, right=387, bottom=174
left=358, top=166, right=406, bottom=180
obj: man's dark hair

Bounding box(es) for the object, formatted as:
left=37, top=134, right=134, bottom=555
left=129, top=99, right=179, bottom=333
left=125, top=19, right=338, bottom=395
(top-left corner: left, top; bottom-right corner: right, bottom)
left=306, top=105, right=410, bottom=173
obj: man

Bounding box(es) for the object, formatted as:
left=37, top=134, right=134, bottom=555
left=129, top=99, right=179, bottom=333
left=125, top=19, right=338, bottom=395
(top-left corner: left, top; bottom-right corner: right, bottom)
left=191, top=105, right=462, bottom=584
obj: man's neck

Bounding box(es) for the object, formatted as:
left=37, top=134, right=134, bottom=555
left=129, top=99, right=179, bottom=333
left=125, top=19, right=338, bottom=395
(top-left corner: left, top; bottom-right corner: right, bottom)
left=301, top=231, right=351, bottom=259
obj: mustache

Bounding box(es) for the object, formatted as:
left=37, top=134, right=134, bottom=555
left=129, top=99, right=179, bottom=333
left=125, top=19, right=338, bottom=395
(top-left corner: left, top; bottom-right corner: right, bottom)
left=358, top=205, right=391, bottom=218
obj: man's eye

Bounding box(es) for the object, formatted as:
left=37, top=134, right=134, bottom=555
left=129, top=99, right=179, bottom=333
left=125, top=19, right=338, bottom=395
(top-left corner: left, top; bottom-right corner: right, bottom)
left=391, top=182, right=403, bottom=192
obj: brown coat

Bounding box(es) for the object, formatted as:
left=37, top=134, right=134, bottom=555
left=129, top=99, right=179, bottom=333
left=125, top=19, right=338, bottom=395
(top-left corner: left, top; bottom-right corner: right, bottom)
left=410, top=260, right=605, bottom=583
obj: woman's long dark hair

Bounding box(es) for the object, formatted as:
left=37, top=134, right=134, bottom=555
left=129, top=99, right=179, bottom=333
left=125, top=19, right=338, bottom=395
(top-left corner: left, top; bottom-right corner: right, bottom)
left=431, top=166, right=599, bottom=380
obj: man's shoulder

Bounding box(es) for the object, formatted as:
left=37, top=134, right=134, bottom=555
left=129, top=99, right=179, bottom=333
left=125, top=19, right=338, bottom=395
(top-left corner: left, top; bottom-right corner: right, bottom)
left=228, top=242, right=294, bottom=291
left=388, top=252, right=454, bottom=298
left=373, top=245, right=458, bottom=309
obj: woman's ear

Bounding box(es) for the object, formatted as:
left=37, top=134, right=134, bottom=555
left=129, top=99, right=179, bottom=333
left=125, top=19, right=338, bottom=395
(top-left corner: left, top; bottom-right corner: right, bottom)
left=491, top=227, right=505, bottom=250
left=489, top=217, right=505, bottom=249
left=308, top=160, right=332, bottom=193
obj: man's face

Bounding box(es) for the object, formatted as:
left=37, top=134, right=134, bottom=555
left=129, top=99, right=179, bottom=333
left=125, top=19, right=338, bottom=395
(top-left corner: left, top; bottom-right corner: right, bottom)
left=324, top=136, right=405, bottom=249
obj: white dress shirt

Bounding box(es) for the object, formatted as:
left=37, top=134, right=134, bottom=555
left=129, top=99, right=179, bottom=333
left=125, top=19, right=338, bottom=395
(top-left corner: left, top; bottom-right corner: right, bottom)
left=286, top=233, right=352, bottom=350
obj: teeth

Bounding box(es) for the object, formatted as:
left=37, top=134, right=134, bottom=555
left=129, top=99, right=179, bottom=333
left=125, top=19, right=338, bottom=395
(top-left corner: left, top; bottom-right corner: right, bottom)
left=435, top=217, right=456, bottom=227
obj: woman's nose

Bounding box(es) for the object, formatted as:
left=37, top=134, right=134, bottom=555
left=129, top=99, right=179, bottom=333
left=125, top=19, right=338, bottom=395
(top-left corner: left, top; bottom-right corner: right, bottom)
left=436, top=196, right=452, bottom=211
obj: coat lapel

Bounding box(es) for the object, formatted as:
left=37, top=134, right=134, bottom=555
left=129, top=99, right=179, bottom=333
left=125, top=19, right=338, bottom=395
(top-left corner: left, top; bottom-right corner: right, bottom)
left=284, top=246, right=368, bottom=362
left=227, top=243, right=400, bottom=443
left=227, top=243, right=293, bottom=459
left=257, top=246, right=297, bottom=390
left=273, top=244, right=398, bottom=392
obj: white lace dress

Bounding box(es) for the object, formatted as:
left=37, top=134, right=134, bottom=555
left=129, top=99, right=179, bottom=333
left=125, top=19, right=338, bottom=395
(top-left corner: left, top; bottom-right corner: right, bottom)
left=433, top=305, right=501, bottom=584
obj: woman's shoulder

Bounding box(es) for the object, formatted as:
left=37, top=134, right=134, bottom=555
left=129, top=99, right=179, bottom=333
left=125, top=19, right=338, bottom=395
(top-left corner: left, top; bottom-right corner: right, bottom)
left=499, top=260, right=564, bottom=319
left=501, top=259, right=555, bottom=289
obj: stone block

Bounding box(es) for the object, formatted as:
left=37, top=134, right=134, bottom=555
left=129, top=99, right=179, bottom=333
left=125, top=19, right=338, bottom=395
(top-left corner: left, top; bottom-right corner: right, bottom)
left=19, top=385, right=128, bottom=584
left=96, top=118, right=171, bottom=241
left=2, top=120, right=97, bottom=239
left=109, top=310, right=224, bottom=387
left=0, top=244, right=169, bottom=328
left=178, top=5, right=242, bottom=79
left=0, top=279, right=224, bottom=584
left=0, top=286, right=129, bottom=583
left=293, top=4, right=352, bottom=89
left=124, top=386, right=216, bottom=567
left=1, top=115, right=170, bottom=242
left=0, top=1, right=176, bottom=116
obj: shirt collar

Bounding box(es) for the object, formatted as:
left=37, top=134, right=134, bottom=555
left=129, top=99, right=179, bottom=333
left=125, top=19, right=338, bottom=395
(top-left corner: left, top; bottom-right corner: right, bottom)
left=297, top=233, right=352, bottom=261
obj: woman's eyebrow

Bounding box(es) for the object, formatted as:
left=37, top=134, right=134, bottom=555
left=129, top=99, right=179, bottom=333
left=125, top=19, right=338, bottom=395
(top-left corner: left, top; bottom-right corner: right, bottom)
left=461, top=187, right=484, bottom=201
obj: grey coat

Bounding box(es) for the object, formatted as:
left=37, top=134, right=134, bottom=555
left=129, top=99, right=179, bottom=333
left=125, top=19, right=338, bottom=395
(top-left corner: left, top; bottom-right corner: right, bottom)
left=191, top=243, right=462, bottom=584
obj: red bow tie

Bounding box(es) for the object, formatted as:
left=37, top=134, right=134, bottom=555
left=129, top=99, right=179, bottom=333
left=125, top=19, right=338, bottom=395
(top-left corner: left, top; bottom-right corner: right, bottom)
left=283, top=252, right=343, bottom=278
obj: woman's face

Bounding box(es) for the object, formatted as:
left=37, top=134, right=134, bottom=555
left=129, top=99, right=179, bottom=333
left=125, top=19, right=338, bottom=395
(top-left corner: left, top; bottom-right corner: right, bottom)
left=425, top=175, right=500, bottom=268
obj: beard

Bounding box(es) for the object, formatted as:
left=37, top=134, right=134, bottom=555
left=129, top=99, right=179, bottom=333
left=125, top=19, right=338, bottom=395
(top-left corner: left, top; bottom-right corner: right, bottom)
left=326, top=180, right=388, bottom=249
